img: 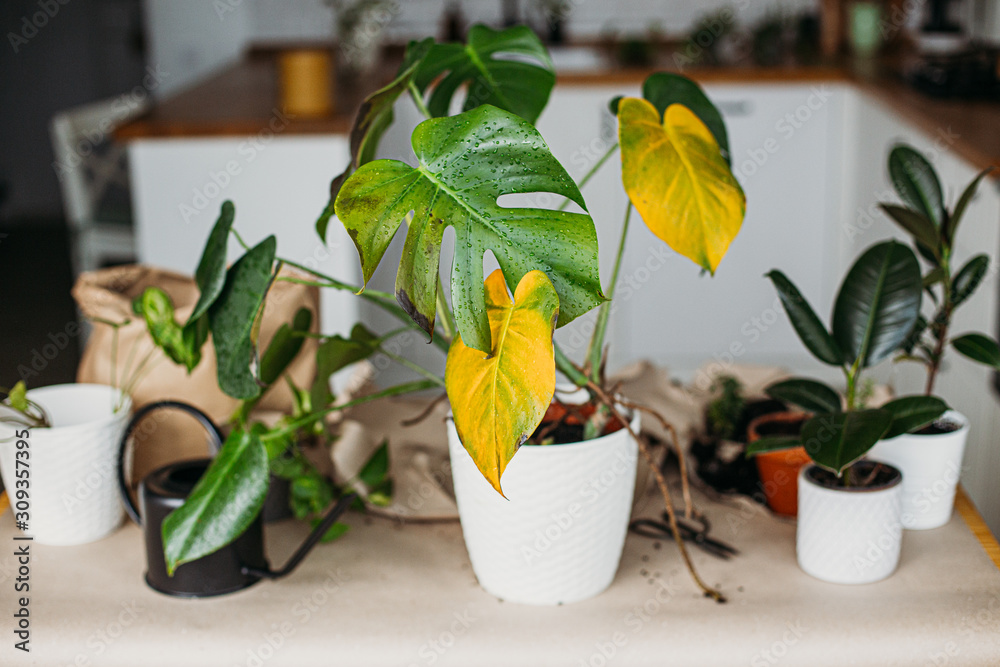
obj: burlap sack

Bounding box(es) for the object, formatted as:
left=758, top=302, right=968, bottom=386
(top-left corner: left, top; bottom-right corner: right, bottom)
left=72, top=265, right=319, bottom=484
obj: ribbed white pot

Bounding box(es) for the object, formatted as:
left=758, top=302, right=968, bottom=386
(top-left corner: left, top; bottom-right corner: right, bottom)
left=868, top=410, right=969, bottom=530
left=796, top=464, right=903, bottom=585
left=447, top=412, right=639, bottom=605
left=0, top=384, right=131, bottom=545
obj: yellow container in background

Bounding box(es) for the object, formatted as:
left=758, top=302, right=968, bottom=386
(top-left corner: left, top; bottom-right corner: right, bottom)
left=279, top=49, right=334, bottom=117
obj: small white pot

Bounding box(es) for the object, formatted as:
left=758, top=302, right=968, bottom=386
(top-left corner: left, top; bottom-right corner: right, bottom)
left=796, top=463, right=903, bottom=585
left=0, top=384, right=131, bottom=545
left=868, top=410, right=969, bottom=530
left=447, top=411, right=639, bottom=605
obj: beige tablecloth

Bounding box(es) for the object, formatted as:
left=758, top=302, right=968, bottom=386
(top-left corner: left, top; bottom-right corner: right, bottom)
left=2, top=392, right=999, bottom=666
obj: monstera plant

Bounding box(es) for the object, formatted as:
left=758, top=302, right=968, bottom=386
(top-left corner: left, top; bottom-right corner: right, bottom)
left=144, top=25, right=747, bottom=599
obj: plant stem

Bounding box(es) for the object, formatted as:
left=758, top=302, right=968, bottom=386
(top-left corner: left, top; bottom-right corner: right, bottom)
left=277, top=257, right=451, bottom=354
left=554, top=343, right=591, bottom=389
left=377, top=347, right=446, bottom=387
left=260, top=379, right=439, bottom=442
left=558, top=143, right=619, bottom=211
left=586, top=203, right=631, bottom=381
left=435, top=278, right=456, bottom=342
left=409, top=81, right=433, bottom=119
left=925, top=264, right=953, bottom=396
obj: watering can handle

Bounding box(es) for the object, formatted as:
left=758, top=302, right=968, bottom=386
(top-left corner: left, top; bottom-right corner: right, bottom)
left=116, top=401, right=225, bottom=525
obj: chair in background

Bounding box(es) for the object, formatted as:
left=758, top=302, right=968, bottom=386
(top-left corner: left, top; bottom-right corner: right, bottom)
left=50, top=96, right=149, bottom=275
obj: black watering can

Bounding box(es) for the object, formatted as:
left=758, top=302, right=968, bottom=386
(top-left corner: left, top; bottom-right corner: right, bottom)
left=117, top=401, right=353, bottom=598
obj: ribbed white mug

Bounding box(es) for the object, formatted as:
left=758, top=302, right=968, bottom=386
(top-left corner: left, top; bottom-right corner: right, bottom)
left=0, top=384, right=131, bottom=545
left=448, top=411, right=639, bottom=605
left=868, top=410, right=969, bottom=530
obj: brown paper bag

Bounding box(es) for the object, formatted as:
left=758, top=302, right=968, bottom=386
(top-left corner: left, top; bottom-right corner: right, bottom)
left=72, top=265, right=319, bottom=484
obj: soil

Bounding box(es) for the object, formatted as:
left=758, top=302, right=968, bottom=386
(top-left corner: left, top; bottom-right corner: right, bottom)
left=693, top=399, right=786, bottom=498
left=916, top=418, right=962, bottom=435
left=807, top=460, right=901, bottom=491
left=528, top=401, right=626, bottom=445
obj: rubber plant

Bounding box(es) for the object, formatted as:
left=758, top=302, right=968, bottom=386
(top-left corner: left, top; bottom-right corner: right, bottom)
left=326, top=29, right=746, bottom=601
left=747, top=240, right=948, bottom=481
left=878, top=144, right=1000, bottom=393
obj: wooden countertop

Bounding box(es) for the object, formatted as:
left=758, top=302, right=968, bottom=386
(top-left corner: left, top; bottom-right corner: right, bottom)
left=116, top=52, right=1000, bottom=174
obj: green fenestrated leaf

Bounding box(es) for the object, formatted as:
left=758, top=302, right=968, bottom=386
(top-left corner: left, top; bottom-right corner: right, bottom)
left=946, top=167, right=994, bottom=244
left=335, top=104, right=604, bottom=354
left=951, top=254, right=989, bottom=308
left=208, top=236, right=277, bottom=399
left=766, top=270, right=844, bottom=366
left=138, top=287, right=201, bottom=372
left=745, top=435, right=801, bottom=456
left=310, top=324, right=379, bottom=410
left=259, top=307, right=312, bottom=386
left=639, top=72, right=730, bottom=164
left=952, top=333, right=1000, bottom=368
left=879, top=204, right=940, bottom=256
left=880, top=395, right=949, bottom=439
left=832, top=241, right=922, bottom=369
left=801, top=410, right=893, bottom=476
left=188, top=201, right=236, bottom=325
left=316, top=39, right=434, bottom=243
left=888, top=144, right=945, bottom=229
left=162, top=429, right=269, bottom=575
left=766, top=378, right=842, bottom=414
left=413, top=24, right=555, bottom=124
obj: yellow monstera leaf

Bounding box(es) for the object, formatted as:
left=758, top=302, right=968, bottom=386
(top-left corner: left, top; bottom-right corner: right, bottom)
left=445, top=269, right=559, bottom=495
left=619, top=97, right=746, bottom=274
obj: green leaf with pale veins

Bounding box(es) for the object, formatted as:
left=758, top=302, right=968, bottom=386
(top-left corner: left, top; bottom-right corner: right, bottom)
left=208, top=236, right=277, bottom=399
left=162, top=428, right=269, bottom=575
left=766, top=270, right=844, bottom=366
left=335, top=105, right=604, bottom=354
left=880, top=395, right=949, bottom=439
left=801, top=410, right=892, bottom=476
left=766, top=378, right=842, bottom=414
left=888, top=144, right=945, bottom=229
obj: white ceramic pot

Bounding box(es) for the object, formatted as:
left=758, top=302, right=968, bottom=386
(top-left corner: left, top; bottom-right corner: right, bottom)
left=868, top=410, right=969, bottom=530
left=796, top=463, right=903, bottom=585
left=447, top=411, right=639, bottom=605
left=0, top=384, right=131, bottom=545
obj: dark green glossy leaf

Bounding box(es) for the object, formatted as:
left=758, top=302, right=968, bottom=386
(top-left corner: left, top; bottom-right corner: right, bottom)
left=745, top=435, right=801, bottom=456
left=923, top=267, right=945, bottom=288
left=951, top=254, right=989, bottom=308
left=766, top=378, right=842, bottom=414
left=915, top=240, right=938, bottom=265
left=335, top=104, right=604, bottom=353
left=316, top=39, right=434, bottom=243
left=946, top=167, right=993, bottom=244
left=162, top=429, right=269, bottom=575
left=880, top=395, right=949, bottom=439
left=209, top=236, right=277, bottom=399
left=259, top=307, right=312, bottom=386
left=358, top=440, right=390, bottom=489
left=188, top=201, right=235, bottom=324
left=801, top=410, right=892, bottom=476
left=311, top=324, right=379, bottom=410
left=413, top=24, right=555, bottom=124
left=766, top=270, right=844, bottom=366
left=832, top=241, right=921, bottom=368
left=888, top=144, right=945, bottom=229
left=952, top=333, right=1000, bottom=368
left=879, top=204, right=939, bottom=255
left=640, top=72, right=730, bottom=164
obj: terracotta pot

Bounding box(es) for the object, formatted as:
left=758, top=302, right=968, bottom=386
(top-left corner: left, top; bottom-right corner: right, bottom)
left=748, top=412, right=810, bottom=516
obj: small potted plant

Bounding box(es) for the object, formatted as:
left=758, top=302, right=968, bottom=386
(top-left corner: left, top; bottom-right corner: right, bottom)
left=868, top=144, right=998, bottom=529
left=748, top=239, right=947, bottom=584
left=0, top=349, right=134, bottom=545
left=746, top=410, right=810, bottom=517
